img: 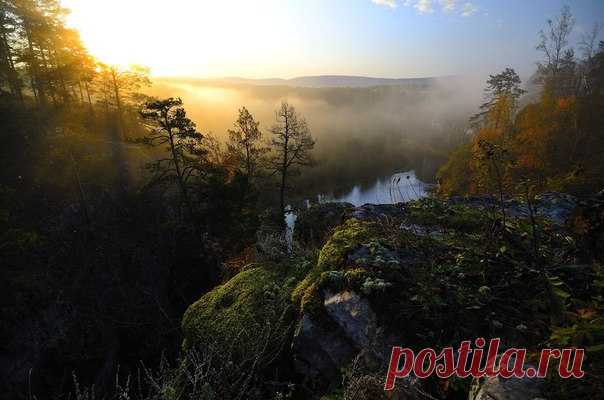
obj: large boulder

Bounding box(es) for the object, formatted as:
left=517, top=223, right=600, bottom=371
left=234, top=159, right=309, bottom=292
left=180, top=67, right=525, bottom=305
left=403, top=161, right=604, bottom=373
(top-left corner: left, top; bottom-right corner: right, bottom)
left=182, top=261, right=311, bottom=360
left=293, top=289, right=401, bottom=384
left=323, top=290, right=377, bottom=349
left=288, top=196, right=575, bottom=392
left=292, top=314, right=355, bottom=381
left=290, top=218, right=405, bottom=382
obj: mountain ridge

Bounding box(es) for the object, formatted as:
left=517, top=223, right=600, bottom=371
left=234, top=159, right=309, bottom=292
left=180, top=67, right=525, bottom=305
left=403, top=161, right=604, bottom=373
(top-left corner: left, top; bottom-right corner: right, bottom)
left=157, top=74, right=457, bottom=88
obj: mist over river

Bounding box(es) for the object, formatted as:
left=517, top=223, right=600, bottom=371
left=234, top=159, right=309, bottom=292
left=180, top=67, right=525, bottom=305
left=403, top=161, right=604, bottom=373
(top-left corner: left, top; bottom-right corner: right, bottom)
left=147, top=78, right=477, bottom=195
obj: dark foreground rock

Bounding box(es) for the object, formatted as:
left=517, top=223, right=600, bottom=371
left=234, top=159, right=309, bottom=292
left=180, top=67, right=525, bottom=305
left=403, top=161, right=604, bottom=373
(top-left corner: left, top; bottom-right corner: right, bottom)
left=469, top=374, right=544, bottom=400
left=294, top=202, right=354, bottom=246
left=182, top=193, right=603, bottom=399
left=448, top=192, right=578, bottom=225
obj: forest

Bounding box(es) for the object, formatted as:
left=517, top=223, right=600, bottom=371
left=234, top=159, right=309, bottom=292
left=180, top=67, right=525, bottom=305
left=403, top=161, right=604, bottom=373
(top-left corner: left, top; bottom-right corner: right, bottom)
left=1, top=1, right=603, bottom=400
left=437, top=8, right=604, bottom=199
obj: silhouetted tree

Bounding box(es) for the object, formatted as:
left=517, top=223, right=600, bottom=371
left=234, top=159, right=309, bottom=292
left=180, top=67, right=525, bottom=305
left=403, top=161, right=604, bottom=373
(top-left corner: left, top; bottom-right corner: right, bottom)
left=536, top=5, right=576, bottom=95
left=267, top=101, right=315, bottom=221
left=139, top=97, right=205, bottom=221
left=98, top=63, right=151, bottom=138
left=0, top=0, right=23, bottom=101
left=227, top=106, right=268, bottom=179
left=471, top=67, right=525, bottom=128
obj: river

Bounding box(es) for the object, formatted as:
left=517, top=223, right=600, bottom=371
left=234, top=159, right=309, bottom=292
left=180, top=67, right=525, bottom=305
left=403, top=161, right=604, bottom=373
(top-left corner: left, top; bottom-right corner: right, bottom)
left=285, top=170, right=430, bottom=243
left=316, top=170, right=429, bottom=206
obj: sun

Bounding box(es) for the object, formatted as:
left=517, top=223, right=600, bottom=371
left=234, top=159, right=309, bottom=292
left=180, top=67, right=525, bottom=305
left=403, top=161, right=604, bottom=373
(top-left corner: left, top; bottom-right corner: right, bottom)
left=62, top=0, right=290, bottom=78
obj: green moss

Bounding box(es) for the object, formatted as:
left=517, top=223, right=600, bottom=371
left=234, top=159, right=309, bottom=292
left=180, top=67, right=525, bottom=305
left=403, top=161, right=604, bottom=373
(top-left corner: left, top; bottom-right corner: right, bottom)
left=319, top=270, right=345, bottom=289
left=291, top=267, right=321, bottom=312
left=291, top=219, right=378, bottom=315
left=182, top=259, right=312, bottom=352
left=299, top=281, right=322, bottom=316
left=317, top=218, right=377, bottom=270
left=182, top=267, right=277, bottom=350
left=405, top=198, right=492, bottom=233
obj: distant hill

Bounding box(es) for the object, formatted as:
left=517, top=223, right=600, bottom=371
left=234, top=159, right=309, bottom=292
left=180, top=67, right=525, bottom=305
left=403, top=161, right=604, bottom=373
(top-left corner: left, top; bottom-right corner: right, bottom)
left=160, top=75, right=452, bottom=89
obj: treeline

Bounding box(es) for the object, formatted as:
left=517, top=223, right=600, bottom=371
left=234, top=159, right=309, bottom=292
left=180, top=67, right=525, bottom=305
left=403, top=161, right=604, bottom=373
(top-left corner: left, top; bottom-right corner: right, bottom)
left=0, top=1, right=317, bottom=398
left=438, top=7, right=604, bottom=199
left=0, top=0, right=150, bottom=116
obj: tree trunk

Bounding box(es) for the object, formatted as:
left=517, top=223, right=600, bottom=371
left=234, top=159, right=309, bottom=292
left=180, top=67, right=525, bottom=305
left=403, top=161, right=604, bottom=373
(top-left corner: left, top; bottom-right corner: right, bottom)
left=279, top=113, right=290, bottom=227
left=165, top=114, right=194, bottom=222
left=77, top=79, right=84, bottom=103
left=111, top=69, right=125, bottom=140
left=245, top=142, right=251, bottom=177
left=279, top=168, right=287, bottom=223
left=23, top=21, right=42, bottom=105
left=41, top=46, right=59, bottom=105
left=84, top=80, right=94, bottom=114
left=0, top=25, right=23, bottom=102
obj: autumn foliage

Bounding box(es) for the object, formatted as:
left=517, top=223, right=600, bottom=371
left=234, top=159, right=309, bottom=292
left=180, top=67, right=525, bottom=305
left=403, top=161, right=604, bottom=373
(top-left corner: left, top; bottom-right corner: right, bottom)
left=438, top=37, right=604, bottom=198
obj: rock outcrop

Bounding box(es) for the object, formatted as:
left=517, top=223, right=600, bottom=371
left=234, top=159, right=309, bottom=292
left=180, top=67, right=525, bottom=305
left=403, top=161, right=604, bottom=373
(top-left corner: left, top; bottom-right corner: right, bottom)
left=181, top=193, right=599, bottom=399
left=292, top=313, right=355, bottom=381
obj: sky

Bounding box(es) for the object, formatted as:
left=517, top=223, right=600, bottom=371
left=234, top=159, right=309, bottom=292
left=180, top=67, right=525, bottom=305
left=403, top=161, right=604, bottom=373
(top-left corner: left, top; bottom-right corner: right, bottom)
left=62, top=0, right=604, bottom=80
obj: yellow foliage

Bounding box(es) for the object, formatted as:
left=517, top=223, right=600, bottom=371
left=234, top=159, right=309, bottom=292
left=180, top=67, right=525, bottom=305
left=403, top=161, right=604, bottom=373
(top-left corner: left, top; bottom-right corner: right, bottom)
left=439, top=84, right=588, bottom=197
left=436, top=142, right=474, bottom=196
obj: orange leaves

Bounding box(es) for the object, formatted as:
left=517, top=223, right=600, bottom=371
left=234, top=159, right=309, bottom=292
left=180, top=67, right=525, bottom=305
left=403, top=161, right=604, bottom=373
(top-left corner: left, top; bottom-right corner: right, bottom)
left=577, top=308, right=598, bottom=320
left=439, top=76, right=589, bottom=198
left=556, top=96, right=576, bottom=111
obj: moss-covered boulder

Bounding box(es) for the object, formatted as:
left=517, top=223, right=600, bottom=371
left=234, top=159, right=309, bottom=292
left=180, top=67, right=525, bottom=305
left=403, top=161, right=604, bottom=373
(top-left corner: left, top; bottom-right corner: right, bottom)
left=290, top=218, right=408, bottom=383
left=182, top=260, right=312, bottom=362
left=180, top=259, right=315, bottom=399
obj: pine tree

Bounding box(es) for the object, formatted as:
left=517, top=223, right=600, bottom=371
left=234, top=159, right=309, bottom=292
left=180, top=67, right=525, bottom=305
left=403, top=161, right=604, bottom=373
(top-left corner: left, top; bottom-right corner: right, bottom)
left=226, top=106, right=268, bottom=179
left=139, top=97, right=205, bottom=221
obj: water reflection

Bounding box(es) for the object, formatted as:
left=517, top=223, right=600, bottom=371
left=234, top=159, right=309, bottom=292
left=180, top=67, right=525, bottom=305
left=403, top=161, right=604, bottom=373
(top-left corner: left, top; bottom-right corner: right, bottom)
left=284, top=171, right=429, bottom=244
left=317, top=170, right=428, bottom=207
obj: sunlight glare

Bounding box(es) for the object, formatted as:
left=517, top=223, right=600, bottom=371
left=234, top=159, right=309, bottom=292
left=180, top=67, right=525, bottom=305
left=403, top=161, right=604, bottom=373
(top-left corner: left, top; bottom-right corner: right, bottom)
left=62, top=0, right=290, bottom=77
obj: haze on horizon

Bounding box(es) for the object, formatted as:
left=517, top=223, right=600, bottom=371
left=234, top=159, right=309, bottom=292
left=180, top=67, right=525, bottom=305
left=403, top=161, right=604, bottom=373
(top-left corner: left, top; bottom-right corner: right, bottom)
left=62, top=0, right=604, bottom=81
